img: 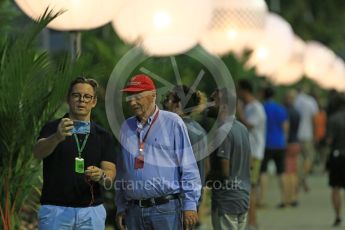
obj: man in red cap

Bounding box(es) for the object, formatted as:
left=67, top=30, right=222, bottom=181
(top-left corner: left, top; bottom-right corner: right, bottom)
left=115, top=74, right=201, bottom=230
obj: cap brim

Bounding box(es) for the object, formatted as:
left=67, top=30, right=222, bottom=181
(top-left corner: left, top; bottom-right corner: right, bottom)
left=120, top=87, right=146, bottom=92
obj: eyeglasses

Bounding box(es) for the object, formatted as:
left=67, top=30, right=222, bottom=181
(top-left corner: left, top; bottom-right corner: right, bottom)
left=71, top=93, right=94, bottom=103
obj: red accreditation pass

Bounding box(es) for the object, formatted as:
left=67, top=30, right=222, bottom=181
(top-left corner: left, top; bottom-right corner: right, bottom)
left=134, top=154, right=144, bottom=169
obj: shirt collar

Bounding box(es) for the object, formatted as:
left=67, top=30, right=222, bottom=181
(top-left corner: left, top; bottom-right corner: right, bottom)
left=136, top=105, right=159, bottom=129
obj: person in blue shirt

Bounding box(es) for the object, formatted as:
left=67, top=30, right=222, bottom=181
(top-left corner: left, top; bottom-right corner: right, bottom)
left=258, top=86, right=289, bottom=208
left=115, top=74, right=201, bottom=230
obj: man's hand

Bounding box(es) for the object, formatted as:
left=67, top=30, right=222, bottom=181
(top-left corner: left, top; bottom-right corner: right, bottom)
left=183, top=210, right=198, bottom=230
left=33, top=118, right=73, bottom=160
left=56, top=118, right=74, bottom=141
left=85, top=166, right=104, bottom=182
left=116, top=212, right=125, bottom=230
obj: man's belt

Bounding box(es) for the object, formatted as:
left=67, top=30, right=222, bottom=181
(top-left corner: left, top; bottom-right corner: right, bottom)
left=130, top=193, right=180, bottom=208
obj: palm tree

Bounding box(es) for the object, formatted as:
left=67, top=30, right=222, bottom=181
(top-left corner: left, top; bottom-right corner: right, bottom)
left=0, top=10, right=76, bottom=229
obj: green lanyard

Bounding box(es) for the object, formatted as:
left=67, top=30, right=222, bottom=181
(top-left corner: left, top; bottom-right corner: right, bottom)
left=73, top=133, right=89, bottom=158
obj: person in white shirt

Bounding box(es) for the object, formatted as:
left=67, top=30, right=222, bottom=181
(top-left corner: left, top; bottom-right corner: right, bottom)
left=237, top=80, right=266, bottom=229
left=294, top=88, right=318, bottom=192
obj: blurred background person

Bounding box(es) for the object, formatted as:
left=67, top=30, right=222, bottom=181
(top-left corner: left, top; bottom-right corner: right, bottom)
left=283, top=89, right=301, bottom=207
left=326, top=93, right=345, bottom=227
left=294, top=87, right=318, bottom=192
left=326, top=89, right=339, bottom=118
left=258, top=86, right=289, bottom=208
left=237, top=79, right=266, bottom=230
left=311, top=93, right=328, bottom=171
left=207, top=88, right=251, bottom=230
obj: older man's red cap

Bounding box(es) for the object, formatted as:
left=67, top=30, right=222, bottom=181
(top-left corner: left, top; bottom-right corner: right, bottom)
left=121, top=74, right=156, bottom=92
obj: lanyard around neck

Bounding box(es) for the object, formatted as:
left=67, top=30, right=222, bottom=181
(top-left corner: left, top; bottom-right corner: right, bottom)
left=73, top=133, right=90, bottom=158
left=138, top=110, right=160, bottom=154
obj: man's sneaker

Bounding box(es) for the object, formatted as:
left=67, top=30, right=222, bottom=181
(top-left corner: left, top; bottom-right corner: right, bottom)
left=333, top=218, right=341, bottom=227
left=276, top=203, right=287, bottom=209
left=289, top=201, right=299, bottom=207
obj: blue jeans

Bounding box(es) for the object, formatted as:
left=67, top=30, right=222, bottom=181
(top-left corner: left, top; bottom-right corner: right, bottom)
left=125, top=199, right=182, bottom=230
left=212, top=208, right=247, bottom=230
left=38, top=204, right=106, bottom=230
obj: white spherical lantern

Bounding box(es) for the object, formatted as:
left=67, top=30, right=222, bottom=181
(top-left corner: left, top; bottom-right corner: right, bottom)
left=112, top=0, right=212, bottom=56
left=200, top=0, right=268, bottom=56
left=270, top=62, right=304, bottom=85
left=15, top=0, right=124, bottom=31
left=291, top=36, right=306, bottom=56
left=269, top=36, right=305, bottom=85
left=317, top=57, right=345, bottom=91
left=304, top=41, right=336, bottom=81
left=246, top=13, right=294, bottom=76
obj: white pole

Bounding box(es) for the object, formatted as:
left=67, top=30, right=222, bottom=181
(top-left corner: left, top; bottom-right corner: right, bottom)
left=70, top=31, right=81, bottom=61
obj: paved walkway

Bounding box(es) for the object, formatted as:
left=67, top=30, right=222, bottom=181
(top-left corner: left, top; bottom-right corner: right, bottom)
left=198, top=173, right=342, bottom=230
left=256, top=173, right=337, bottom=230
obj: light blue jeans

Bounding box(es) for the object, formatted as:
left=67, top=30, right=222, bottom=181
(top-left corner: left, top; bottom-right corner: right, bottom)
left=125, top=199, right=182, bottom=230
left=38, top=204, right=106, bottom=230
left=212, top=208, right=248, bottom=230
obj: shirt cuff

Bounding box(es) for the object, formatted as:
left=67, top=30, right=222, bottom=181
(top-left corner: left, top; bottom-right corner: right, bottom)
left=182, top=200, right=197, bottom=211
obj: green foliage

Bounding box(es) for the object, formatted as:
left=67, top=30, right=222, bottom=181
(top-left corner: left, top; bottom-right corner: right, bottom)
left=0, top=10, right=77, bottom=229
left=0, top=0, right=20, bottom=39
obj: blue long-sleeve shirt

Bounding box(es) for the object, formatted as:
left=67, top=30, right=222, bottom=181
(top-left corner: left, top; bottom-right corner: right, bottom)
left=115, top=108, right=201, bottom=213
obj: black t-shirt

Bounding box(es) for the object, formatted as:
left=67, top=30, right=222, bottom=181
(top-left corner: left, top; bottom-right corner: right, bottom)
left=38, top=116, right=116, bottom=207
left=286, top=105, right=300, bottom=143
left=327, top=108, right=345, bottom=151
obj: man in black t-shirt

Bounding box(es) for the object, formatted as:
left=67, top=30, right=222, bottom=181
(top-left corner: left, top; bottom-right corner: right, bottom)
left=326, top=94, right=345, bottom=227
left=33, top=77, right=116, bottom=230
